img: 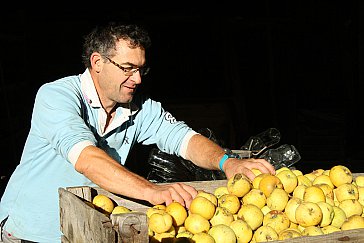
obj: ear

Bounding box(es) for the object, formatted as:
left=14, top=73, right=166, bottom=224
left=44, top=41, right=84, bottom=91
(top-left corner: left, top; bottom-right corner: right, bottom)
left=90, top=52, right=103, bottom=73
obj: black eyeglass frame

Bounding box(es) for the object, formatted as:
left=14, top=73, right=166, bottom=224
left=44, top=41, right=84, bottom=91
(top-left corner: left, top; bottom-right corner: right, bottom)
left=105, top=56, right=150, bottom=76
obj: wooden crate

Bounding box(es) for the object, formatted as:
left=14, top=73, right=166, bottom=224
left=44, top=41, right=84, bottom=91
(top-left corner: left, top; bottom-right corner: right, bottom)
left=59, top=177, right=364, bottom=242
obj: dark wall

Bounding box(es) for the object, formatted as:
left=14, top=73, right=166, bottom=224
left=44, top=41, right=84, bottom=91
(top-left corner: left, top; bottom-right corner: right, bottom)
left=1, top=3, right=364, bottom=194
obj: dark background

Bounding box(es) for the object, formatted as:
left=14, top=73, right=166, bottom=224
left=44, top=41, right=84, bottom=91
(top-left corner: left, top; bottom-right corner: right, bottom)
left=1, top=3, right=364, bottom=195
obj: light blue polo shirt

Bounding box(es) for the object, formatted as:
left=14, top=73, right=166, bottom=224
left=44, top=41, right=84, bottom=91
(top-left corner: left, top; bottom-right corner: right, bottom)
left=0, top=69, right=196, bottom=242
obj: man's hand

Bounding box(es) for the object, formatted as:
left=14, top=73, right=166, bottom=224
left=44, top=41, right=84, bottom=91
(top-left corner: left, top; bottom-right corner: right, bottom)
left=147, top=182, right=198, bottom=209
left=223, top=158, right=275, bottom=181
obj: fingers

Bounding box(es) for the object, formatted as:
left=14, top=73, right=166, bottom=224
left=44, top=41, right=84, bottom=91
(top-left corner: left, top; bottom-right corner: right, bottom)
left=225, top=158, right=276, bottom=181
left=153, top=183, right=197, bottom=209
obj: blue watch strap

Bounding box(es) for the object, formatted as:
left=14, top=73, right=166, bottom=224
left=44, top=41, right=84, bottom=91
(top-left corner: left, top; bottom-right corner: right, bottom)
left=219, top=154, right=229, bottom=173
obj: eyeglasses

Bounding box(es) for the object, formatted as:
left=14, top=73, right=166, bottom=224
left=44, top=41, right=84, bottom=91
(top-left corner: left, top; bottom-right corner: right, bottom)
left=105, top=57, right=150, bottom=76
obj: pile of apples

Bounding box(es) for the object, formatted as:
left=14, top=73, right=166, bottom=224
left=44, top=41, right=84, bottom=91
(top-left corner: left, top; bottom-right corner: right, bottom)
left=146, top=165, right=364, bottom=243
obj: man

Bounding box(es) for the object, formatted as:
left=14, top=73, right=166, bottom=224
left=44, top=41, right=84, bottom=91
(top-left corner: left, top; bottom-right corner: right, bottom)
left=0, top=22, right=275, bottom=242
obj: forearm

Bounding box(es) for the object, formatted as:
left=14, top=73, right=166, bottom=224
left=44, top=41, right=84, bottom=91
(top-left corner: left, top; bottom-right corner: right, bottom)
left=75, top=145, right=155, bottom=202
left=184, top=134, right=225, bottom=170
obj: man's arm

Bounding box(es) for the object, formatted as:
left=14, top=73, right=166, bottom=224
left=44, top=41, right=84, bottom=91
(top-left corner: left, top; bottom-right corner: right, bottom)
left=184, top=134, right=276, bottom=181
left=74, top=145, right=198, bottom=208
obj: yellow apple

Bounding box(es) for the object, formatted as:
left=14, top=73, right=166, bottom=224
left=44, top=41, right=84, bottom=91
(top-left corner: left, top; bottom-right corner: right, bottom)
left=165, top=201, right=188, bottom=227
left=148, top=211, right=173, bottom=234
left=276, top=169, right=298, bottom=194
left=175, top=230, right=193, bottom=239
left=214, top=186, right=229, bottom=199
left=230, top=219, right=253, bottom=243
left=316, top=183, right=334, bottom=200
left=304, top=173, right=317, bottom=183
left=297, top=175, right=313, bottom=187
left=252, top=173, right=270, bottom=189
left=251, top=168, right=263, bottom=176
left=266, top=188, right=289, bottom=211
left=301, top=225, right=323, bottom=236
left=275, top=166, right=290, bottom=174
left=227, top=173, right=252, bottom=197
left=252, top=225, right=278, bottom=242
left=208, top=224, right=236, bottom=243
left=261, top=205, right=271, bottom=215
left=190, top=196, right=216, bottom=220
left=311, top=168, right=325, bottom=176
left=303, top=185, right=326, bottom=203
left=184, top=213, right=210, bottom=234
left=293, top=184, right=307, bottom=200
left=146, top=207, right=166, bottom=218
left=210, top=206, right=234, bottom=226
left=292, top=169, right=303, bottom=176
left=278, top=228, right=302, bottom=240
left=191, top=232, right=215, bottom=243
left=331, top=205, right=347, bottom=228
left=259, top=174, right=283, bottom=197
left=111, top=205, right=131, bottom=215
left=329, top=165, right=353, bottom=187
left=263, top=210, right=290, bottom=234
left=321, top=225, right=341, bottom=234
left=242, top=188, right=266, bottom=209
left=237, top=204, right=264, bottom=230
left=218, top=193, right=240, bottom=215
left=358, top=187, right=364, bottom=210
left=354, top=175, right=364, bottom=187
left=334, top=183, right=359, bottom=202
left=338, top=199, right=363, bottom=218
left=197, top=190, right=218, bottom=206
left=313, top=174, right=335, bottom=189
left=285, top=197, right=303, bottom=224
left=317, top=201, right=334, bottom=227
left=341, top=215, right=364, bottom=230
left=295, top=202, right=323, bottom=227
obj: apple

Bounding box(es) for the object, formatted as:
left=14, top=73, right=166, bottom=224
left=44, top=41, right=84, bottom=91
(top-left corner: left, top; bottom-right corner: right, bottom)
left=262, top=210, right=290, bottom=234
left=303, top=185, right=326, bottom=203
left=341, top=215, right=364, bottom=230
left=208, top=224, right=236, bottom=243
left=329, top=165, right=353, bottom=187
left=292, top=169, right=303, bottom=176
left=354, top=175, right=364, bottom=187
left=304, top=173, right=317, bottom=183
left=242, top=188, right=266, bottom=209
left=285, top=197, right=303, bottom=223
left=252, top=225, right=279, bottom=242
left=338, top=199, right=363, bottom=218
left=293, top=184, right=307, bottom=200
left=313, top=174, right=334, bottom=189
left=316, top=183, right=334, bottom=200
left=190, top=196, right=216, bottom=220
left=197, top=190, right=218, bottom=206
left=191, top=232, right=215, bottom=243
left=184, top=213, right=210, bottom=234
left=227, top=173, right=252, bottom=197
left=334, top=183, right=359, bottom=202
left=316, top=201, right=334, bottom=227
left=218, top=193, right=240, bottom=215
left=237, top=203, right=264, bottom=230
left=276, top=169, right=298, bottom=194
left=266, top=188, right=289, bottom=211
left=148, top=211, right=173, bottom=234
left=321, top=225, right=341, bottom=234
left=214, top=186, right=229, bottom=199
left=259, top=174, right=283, bottom=197
left=301, top=225, right=324, bottom=236
left=209, top=206, right=234, bottom=226
left=252, top=173, right=270, bottom=189
left=311, top=169, right=325, bottom=176
left=261, top=205, right=271, bottom=215
left=297, top=175, right=313, bottom=187
left=331, top=205, right=347, bottom=228
left=295, top=202, right=323, bottom=227
left=230, top=219, right=253, bottom=243
left=278, top=228, right=302, bottom=240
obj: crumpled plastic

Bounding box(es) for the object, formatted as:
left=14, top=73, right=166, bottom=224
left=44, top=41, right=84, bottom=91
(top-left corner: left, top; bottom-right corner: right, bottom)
left=146, top=127, right=301, bottom=183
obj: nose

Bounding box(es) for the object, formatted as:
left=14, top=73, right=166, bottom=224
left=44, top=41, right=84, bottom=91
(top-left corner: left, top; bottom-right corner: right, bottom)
left=130, top=71, right=142, bottom=84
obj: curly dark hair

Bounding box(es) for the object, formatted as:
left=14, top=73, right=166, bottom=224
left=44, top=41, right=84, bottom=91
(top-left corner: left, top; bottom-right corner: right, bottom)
left=81, top=22, right=152, bottom=68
